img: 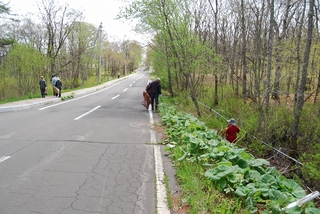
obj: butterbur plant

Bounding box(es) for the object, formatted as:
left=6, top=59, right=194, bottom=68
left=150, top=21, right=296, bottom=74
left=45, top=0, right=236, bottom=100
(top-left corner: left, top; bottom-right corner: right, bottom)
left=159, top=104, right=320, bottom=213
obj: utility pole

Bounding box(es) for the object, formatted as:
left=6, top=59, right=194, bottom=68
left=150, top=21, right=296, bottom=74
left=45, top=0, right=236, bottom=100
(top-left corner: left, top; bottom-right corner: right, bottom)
left=98, top=23, right=102, bottom=83
left=124, top=35, right=127, bottom=76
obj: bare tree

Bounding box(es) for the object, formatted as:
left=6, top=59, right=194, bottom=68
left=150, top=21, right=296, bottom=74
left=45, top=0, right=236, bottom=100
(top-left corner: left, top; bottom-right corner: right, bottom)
left=265, top=0, right=275, bottom=114
left=272, top=0, right=294, bottom=100
left=240, top=0, right=248, bottom=102
left=291, top=0, right=315, bottom=158
left=207, top=0, right=219, bottom=105
left=38, top=0, right=82, bottom=76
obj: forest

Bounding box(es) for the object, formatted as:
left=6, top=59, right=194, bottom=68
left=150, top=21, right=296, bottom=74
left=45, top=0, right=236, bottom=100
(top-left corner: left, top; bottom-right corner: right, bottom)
left=119, top=0, right=320, bottom=195
left=0, top=0, right=143, bottom=101
left=1, top=0, right=320, bottom=206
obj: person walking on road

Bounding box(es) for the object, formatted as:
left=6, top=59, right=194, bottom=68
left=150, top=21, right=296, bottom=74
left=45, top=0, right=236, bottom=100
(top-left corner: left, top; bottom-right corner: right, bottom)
left=146, top=78, right=161, bottom=111
left=225, top=118, right=240, bottom=143
left=39, top=76, right=47, bottom=98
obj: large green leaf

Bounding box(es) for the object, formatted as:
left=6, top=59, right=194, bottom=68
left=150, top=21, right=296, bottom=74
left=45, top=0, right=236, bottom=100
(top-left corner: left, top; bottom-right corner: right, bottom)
left=177, top=152, right=188, bottom=161
left=236, top=157, right=249, bottom=169
left=226, top=148, right=246, bottom=160
left=240, top=152, right=256, bottom=160
left=265, top=166, right=282, bottom=178
left=216, top=161, right=233, bottom=166
left=305, top=208, right=320, bottom=214
left=228, top=172, right=242, bottom=184
left=207, top=139, right=220, bottom=147
left=245, top=170, right=261, bottom=183
left=245, top=197, right=258, bottom=213
left=216, top=177, right=227, bottom=190
left=248, top=158, right=270, bottom=167
left=209, top=147, right=225, bottom=159
left=259, top=174, right=278, bottom=189
left=268, top=189, right=288, bottom=203
left=283, top=206, right=302, bottom=214
left=235, top=185, right=250, bottom=197
left=279, top=179, right=306, bottom=199
left=204, top=164, right=234, bottom=181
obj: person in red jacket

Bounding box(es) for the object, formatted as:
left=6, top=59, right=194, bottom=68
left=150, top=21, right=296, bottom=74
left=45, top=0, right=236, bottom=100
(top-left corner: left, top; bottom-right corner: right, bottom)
left=225, top=118, right=240, bottom=143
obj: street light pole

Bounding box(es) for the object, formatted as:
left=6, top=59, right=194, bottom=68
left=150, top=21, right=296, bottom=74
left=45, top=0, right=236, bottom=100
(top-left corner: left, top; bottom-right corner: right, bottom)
left=98, top=23, right=102, bottom=83
left=124, top=58, right=126, bottom=76
left=124, top=35, right=127, bottom=76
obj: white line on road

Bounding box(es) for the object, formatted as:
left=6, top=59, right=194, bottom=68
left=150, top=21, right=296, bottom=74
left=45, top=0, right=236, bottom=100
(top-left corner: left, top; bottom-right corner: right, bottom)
left=0, top=156, right=11, bottom=163
left=129, top=84, right=132, bottom=87
left=39, top=81, right=122, bottom=111
left=154, top=145, right=170, bottom=214
left=149, top=109, right=170, bottom=214
left=74, top=105, right=101, bottom=120
left=111, top=95, right=120, bottom=99
left=123, top=88, right=128, bottom=92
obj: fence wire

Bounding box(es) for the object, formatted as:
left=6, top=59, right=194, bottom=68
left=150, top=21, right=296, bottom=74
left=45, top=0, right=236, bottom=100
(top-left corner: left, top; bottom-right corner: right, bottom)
left=197, top=101, right=303, bottom=166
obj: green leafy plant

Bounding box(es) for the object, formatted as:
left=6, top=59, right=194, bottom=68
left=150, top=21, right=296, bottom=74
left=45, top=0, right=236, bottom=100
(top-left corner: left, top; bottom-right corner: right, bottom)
left=61, top=92, right=75, bottom=101
left=159, top=103, right=320, bottom=213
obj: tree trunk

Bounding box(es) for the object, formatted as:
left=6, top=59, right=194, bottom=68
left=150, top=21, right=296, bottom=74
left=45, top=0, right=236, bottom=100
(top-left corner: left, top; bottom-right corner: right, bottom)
left=186, top=73, right=201, bottom=117
left=240, top=0, right=247, bottom=102
left=294, top=0, right=306, bottom=105
left=265, top=0, right=275, bottom=114
left=315, top=71, right=320, bottom=105
left=291, top=0, right=314, bottom=158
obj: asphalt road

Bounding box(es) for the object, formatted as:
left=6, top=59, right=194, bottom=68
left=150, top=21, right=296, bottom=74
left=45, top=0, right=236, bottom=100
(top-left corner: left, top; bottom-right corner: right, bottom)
left=0, top=70, right=174, bottom=214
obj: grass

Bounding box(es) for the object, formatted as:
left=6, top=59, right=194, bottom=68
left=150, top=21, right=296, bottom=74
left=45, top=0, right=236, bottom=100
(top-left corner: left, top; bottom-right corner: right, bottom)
left=0, top=93, right=41, bottom=104
left=160, top=95, right=253, bottom=213
left=164, top=175, right=173, bottom=209
left=169, top=148, right=249, bottom=214
left=0, top=76, right=114, bottom=104
left=163, top=138, right=245, bottom=213
left=159, top=87, right=320, bottom=213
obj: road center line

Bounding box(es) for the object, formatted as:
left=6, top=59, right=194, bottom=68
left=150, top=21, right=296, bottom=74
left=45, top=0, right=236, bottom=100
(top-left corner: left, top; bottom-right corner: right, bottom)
left=74, top=105, right=101, bottom=120
left=0, top=156, right=11, bottom=163
left=111, top=95, right=120, bottom=99
left=123, top=88, right=128, bottom=92
left=39, top=81, right=122, bottom=111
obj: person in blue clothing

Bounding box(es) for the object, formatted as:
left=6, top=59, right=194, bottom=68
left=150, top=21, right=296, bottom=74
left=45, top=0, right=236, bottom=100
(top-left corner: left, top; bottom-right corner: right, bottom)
left=51, top=74, right=58, bottom=96
left=146, top=78, right=161, bottom=111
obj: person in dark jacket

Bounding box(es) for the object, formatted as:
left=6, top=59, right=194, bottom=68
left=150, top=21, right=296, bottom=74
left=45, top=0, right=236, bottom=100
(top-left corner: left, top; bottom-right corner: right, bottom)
left=39, top=76, right=47, bottom=98
left=55, top=76, right=62, bottom=97
left=146, top=78, right=161, bottom=111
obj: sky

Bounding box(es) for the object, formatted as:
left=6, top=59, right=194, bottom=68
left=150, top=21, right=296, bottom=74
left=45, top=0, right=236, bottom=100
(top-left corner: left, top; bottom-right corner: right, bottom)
left=7, top=0, right=146, bottom=44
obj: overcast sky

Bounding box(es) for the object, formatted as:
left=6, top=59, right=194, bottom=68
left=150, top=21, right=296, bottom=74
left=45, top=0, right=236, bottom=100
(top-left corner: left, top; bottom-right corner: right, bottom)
left=7, top=0, right=145, bottom=43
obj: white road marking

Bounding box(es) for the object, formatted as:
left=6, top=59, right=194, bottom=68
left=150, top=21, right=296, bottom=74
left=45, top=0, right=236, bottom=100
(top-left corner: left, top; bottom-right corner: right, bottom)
left=0, top=132, right=16, bottom=139
left=123, top=88, right=128, bottom=92
left=97, top=170, right=109, bottom=213
left=111, top=95, right=120, bottom=99
left=149, top=109, right=170, bottom=213
left=0, top=156, right=11, bottom=163
left=39, top=81, right=122, bottom=110
left=74, top=105, right=101, bottom=120
left=154, top=145, right=170, bottom=213
left=129, top=84, right=132, bottom=87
